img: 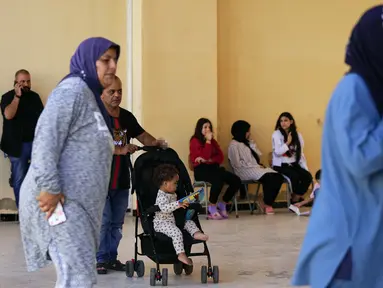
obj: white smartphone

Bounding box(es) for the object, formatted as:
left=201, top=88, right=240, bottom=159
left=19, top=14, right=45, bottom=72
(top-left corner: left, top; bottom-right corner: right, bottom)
left=48, top=202, right=67, bottom=226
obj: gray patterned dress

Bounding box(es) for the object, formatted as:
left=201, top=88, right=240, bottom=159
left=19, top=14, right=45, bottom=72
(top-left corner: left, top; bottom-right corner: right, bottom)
left=19, top=77, right=114, bottom=286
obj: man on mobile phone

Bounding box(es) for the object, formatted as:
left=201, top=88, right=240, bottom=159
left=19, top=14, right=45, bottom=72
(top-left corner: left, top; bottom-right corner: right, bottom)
left=0, top=69, right=44, bottom=208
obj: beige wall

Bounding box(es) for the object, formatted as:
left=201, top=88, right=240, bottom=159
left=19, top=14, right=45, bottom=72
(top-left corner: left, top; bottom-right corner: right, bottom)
left=140, top=0, right=218, bottom=168
left=0, top=0, right=127, bottom=201
left=217, top=1, right=382, bottom=175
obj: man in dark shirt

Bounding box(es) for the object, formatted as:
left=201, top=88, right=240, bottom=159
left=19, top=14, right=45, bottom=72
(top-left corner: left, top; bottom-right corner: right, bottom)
left=96, top=75, right=166, bottom=274
left=0, top=69, right=44, bottom=208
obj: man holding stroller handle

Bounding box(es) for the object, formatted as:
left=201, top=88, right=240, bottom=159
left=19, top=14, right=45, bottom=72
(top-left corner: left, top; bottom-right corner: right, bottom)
left=97, top=75, right=167, bottom=274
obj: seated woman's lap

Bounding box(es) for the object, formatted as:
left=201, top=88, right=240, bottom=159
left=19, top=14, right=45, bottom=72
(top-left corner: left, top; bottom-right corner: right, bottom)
left=273, top=164, right=312, bottom=195
left=194, top=164, right=239, bottom=185
left=194, top=164, right=241, bottom=203
left=194, top=163, right=222, bottom=183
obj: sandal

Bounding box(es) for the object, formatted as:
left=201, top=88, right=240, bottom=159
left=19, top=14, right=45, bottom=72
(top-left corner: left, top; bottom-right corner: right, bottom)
left=208, top=212, right=223, bottom=220
left=97, top=262, right=108, bottom=275
left=108, top=259, right=126, bottom=271
left=217, top=202, right=229, bottom=218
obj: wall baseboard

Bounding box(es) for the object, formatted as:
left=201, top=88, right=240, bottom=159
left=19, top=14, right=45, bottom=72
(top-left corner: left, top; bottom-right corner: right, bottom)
left=129, top=201, right=295, bottom=217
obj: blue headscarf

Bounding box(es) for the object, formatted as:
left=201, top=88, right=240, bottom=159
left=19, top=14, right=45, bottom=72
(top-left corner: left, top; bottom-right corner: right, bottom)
left=62, top=37, right=120, bottom=133
left=346, top=5, right=383, bottom=115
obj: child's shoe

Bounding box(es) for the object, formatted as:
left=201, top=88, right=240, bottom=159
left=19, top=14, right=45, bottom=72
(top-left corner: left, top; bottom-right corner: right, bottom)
left=217, top=202, right=229, bottom=218
left=208, top=205, right=223, bottom=220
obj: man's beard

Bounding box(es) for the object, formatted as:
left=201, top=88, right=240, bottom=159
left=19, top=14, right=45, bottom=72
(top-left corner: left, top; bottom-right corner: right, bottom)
left=21, top=87, right=31, bottom=93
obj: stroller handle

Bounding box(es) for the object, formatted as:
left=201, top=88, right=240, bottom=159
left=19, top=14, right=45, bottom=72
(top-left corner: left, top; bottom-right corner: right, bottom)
left=136, top=146, right=165, bottom=152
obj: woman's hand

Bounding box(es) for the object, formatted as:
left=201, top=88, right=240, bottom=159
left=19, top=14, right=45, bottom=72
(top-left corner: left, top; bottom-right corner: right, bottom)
left=286, top=132, right=292, bottom=145
left=36, top=192, right=65, bottom=219
left=205, top=131, right=213, bottom=141
left=195, top=157, right=207, bottom=163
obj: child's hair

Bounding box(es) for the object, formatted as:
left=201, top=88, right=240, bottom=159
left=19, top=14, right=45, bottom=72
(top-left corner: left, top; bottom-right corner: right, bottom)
left=315, top=169, right=321, bottom=181
left=153, top=164, right=179, bottom=188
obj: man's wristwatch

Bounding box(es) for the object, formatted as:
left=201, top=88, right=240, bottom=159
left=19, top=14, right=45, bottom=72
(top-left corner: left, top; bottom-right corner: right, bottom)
left=15, top=94, right=21, bottom=99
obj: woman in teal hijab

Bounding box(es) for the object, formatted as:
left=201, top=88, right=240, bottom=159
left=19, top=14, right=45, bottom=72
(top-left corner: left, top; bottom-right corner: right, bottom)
left=292, top=5, right=383, bottom=288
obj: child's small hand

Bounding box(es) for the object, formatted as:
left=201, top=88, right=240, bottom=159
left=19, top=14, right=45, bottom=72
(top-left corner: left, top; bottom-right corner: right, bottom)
left=178, top=201, right=189, bottom=209
left=294, top=203, right=303, bottom=208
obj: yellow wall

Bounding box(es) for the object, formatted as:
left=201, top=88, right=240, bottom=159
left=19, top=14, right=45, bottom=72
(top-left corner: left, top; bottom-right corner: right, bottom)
left=1, top=0, right=381, bottom=203
left=0, top=0, right=127, bottom=200
left=140, top=0, right=218, bottom=168
left=217, top=1, right=382, bottom=175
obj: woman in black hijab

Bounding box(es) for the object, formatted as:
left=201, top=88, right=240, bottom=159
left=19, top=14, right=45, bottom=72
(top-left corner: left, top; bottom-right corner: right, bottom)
left=228, top=120, right=285, bottom=214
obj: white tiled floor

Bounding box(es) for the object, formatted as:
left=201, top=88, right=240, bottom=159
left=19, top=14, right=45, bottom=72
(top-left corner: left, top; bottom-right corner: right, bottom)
left=0, top=210, right=309, bottom=287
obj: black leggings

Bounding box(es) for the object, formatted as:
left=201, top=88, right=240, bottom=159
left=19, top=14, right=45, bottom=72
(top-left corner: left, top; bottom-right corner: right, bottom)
left=194, top=164, right=241, bottom=204
left=258, top=172, right=285, bottom=206
left=273, top=163, right=312, bottom=196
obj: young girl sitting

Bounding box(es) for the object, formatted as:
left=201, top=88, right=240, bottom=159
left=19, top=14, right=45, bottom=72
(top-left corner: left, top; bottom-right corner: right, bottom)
left=190, top=118, right=241, bottom=219
left=294, top=169, right=321, bottom=208
left=153, top=164, right=209, bottom=265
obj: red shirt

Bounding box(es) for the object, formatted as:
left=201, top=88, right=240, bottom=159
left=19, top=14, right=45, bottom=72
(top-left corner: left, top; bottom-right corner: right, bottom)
left=110, top=118, right=122, bottom=190
left=189, top=137, right=224, bottom=167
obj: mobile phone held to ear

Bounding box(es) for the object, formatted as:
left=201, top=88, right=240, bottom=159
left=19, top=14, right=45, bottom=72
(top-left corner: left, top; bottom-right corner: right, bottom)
left=48, top=202, right=67, bottom=226
left=14, top=81, right=23, bottom=95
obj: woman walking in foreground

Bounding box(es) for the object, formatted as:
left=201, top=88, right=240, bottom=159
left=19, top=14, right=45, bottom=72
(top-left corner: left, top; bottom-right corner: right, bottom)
left=292, top=6, right=383, bottom=288
left=19, top=37, right=119, bottom=287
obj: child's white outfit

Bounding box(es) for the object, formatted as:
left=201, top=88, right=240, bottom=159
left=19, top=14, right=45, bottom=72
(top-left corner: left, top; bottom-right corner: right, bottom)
left=153, top=190, right=200, bottom=254
left=309, top=182, right=320, bottom=199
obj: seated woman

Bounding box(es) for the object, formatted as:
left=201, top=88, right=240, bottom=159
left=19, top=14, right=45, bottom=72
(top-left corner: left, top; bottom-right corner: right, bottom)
left=190, top=118, right=241, bottom=220
left=228, top=120, right=285, bottom=215
left=272, top=112, right=313, bottom=203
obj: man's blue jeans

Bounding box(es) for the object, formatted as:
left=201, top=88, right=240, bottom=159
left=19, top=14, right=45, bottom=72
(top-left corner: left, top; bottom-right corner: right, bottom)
left=9, top=142, right=33, bottom=208
left=97, top=189, right=130, bottom=263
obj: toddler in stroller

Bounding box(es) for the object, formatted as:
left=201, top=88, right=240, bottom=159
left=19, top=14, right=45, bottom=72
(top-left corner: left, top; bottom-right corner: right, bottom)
left=125, top=146, right=219, bottom=286
left=153, top=164, right=209, bottom=265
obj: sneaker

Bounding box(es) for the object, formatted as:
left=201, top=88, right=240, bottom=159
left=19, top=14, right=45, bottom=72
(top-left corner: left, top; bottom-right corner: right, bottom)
left=265, top=206, right=275, bottom=215
left=217, top=202, right=228, bottom=218
left=208, top=205, right=223, bottom=220
left=97, top=262, right=108, bottom=275
left=108, top=260, right=126, bottom=271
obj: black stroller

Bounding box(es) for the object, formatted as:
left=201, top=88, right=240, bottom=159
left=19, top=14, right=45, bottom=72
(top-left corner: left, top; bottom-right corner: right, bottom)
left=125, top=146, right=219, bottom=286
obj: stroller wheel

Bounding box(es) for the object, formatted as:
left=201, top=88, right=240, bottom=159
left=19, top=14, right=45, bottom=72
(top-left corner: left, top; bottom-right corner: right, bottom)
left=136, top=260, right=145, bottom=277
left=161, top=268, right=168, bottom=286
left=125, top=261, right=134, bottom=278
left=213, top=265, right=219, bottom=283
left=150, top=268, right=157, bottom=286
left=173, top=261, right=183, bottom=275
left=201, top=265, right=208, bottom=284
left=183, top=259, right=193, bottom=275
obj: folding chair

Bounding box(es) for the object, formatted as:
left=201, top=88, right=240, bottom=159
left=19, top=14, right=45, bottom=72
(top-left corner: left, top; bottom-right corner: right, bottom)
left=282, top=175, right=293, bottom=207
left=227, top=161, right=258, bottom=216
left=192, top=181, right=211, bottom=219
left=267, top=152, right=294, bottom=208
